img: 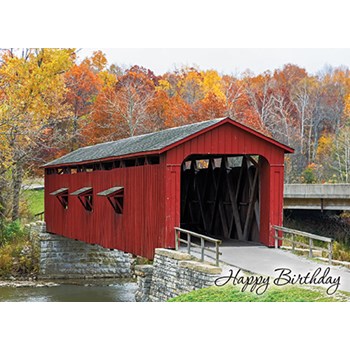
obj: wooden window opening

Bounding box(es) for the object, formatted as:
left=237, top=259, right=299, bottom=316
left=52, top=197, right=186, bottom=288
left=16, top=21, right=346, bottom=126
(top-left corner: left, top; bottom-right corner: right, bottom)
left=71, top=187, right=93, bottom=212
left=97, top=186, right=124, bottom=214
left=125, top=159, right=136, bottom=167
left=50, top=188, right=69, bottom=209
left=147, top=156, right=160, bottom=165
left=101, top=162, right=114, bottom=170
left=135, top=158, right=145, bottom=166
left=46, top=155, right=160, bottom=176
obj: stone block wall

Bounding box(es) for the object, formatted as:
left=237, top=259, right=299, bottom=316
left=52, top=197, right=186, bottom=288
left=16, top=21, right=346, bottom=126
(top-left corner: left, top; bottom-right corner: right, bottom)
left=136, top=248, right=222, bottom=302
left=135, top=265, right=154, bottom=302
left=27, top=221, right=134, bottom=279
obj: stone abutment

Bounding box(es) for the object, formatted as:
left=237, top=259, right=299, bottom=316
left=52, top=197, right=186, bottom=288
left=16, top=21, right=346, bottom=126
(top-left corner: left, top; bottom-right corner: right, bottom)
left=26, top=222, right=221, bottom=300
left=26, top=221, right=134, bottom=279
left=135, top=248, right=222, bottom=302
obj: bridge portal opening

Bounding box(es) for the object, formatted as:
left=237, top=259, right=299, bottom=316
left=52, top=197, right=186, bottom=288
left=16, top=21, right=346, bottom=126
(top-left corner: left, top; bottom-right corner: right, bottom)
left=180, top=155, right=260, bottom=242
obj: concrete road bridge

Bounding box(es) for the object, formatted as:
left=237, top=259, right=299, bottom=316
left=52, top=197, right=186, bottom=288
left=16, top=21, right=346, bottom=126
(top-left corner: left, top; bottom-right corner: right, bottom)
left=284, top=184, right=350, bottom=211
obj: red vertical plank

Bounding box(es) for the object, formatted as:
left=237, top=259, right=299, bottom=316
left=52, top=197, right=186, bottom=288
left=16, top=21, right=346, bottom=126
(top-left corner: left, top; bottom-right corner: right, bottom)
left=259, top=156, right=270, bottom=246
left=269, top=166, right=284, bottom=246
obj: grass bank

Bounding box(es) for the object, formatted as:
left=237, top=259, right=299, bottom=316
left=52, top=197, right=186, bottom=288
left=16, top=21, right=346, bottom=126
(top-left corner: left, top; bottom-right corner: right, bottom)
left=169, top=285, right=350, bottom=302
left=23, top=189, right=44, bottom=218
left=0, top=189, right=43, bottom=279
left=0, top=222, right=39, bottom=279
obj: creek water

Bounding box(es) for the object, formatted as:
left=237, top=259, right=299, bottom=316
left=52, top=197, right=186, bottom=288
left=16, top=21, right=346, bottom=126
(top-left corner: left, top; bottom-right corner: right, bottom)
left=0, top=279, right=137, bottom=302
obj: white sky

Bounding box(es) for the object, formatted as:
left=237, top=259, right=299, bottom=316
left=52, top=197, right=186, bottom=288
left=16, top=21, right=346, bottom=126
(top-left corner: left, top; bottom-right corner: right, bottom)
left=78, top=48, right=350, bottom=76
left=4, top=1, right=350, bottom=77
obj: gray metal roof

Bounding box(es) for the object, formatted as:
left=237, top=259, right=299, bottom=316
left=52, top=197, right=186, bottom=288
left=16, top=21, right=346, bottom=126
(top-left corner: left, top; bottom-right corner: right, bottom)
left=45, top=118, right=225, bottom=167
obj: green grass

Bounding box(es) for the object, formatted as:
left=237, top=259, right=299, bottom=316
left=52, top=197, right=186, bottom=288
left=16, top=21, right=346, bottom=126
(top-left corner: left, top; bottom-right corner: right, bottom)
left=168, top=285, right=350, bottom=302
left=23, top=189, right=44, bottom=217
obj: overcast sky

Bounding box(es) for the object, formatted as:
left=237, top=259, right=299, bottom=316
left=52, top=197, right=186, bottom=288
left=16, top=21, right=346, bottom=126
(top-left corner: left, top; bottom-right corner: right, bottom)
left=78, top=48, right=350, bottom=76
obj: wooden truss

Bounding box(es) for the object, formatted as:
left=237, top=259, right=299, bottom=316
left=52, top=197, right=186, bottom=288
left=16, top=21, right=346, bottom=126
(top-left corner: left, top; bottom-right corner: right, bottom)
left=181, top=155, right=260, bottom=241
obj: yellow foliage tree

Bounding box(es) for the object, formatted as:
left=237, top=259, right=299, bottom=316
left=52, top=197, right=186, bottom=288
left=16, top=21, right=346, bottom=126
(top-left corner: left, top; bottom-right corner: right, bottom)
left=201, top=70, right=226, bottom=101
left=177, top=68, right=204, bottom=104
left=0, top=48, right=75, bottom=220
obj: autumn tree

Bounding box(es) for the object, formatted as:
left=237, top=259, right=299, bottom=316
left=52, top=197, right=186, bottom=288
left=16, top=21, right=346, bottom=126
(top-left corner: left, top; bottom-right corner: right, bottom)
left=0, top=48, right=75, bottom=220
left=243, top=71, right=275, bottom=128
left=87, top=66, right=157, bottom=142
left=313, top=133, right=334, bottom=182
left=272, top=65, right=306, bottom=142
left=330, top=125, right=350, bottom=182
left=63, top=61, right=101, bottom=151
left=196, top=92, right=226, bottom=121
left=150, top=92, right=196, bottom=128
left=177, top=67, right=204, bottom=105
left=222, top=75, right=264, bottom=131
left=201, top=70, right=225, bottom=100
left=151, top=72, right=194, bottom=127
left=222, top=75, right=244, bottom=118
left=82, top=50, right=108, bottom=73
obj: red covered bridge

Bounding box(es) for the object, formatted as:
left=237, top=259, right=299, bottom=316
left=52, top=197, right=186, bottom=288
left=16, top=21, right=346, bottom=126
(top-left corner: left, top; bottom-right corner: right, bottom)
left=43, top=117, right=293, bottom=259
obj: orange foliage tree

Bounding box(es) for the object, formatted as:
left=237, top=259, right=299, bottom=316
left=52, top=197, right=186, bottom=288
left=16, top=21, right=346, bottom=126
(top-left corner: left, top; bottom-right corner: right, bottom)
left=63, top=62, right=102, bottom=151
left=85, top=66, right=158, bottom=143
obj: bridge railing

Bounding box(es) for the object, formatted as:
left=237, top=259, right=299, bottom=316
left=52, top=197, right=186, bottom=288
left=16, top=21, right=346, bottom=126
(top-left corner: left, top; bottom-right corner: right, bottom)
left=174, top=227, right=222, bottom=266
left=34, top=211, right=45, bottom=221
left=273, top=225, right=333, bottom=264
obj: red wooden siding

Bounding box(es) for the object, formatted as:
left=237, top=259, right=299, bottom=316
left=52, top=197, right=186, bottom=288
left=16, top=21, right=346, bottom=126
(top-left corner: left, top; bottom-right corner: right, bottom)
left=166, top=123, right=285, bottom=165
left=45, top=163, right=166, bottom=259
left=163, top=123, right=286, bottom=247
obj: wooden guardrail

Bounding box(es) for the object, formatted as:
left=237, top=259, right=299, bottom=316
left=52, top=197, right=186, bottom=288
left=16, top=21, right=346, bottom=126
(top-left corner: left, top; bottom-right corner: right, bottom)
left=34, top=211, right=44, bottom=221
left=174, top=227, right=222, bottom=266
left=273, top=225, right=333, bottom=264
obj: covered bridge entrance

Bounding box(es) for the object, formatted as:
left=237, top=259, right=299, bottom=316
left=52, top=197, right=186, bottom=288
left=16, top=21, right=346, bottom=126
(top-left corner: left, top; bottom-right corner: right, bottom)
left=181, top=154, right=261, bottom=242
left=44, top=118, right=293, bottom=259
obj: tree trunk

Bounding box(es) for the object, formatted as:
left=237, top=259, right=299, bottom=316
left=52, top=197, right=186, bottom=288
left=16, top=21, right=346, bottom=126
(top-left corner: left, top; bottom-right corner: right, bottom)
left=70, top=114, right=78, bottom=152
left=0, top=175, right=7, bottom=220
left=11, top=160, right=24, bottom=221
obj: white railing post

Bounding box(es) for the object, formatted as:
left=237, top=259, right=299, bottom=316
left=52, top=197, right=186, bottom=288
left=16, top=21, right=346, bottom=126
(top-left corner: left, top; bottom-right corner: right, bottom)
left=309, top=238, right=313, bottom=258
left=187, top=233, right=191, bottom=254
left=175, top=228, right=179, bottom=250
left=328, top=242, right=333, bottom=265
left=200, top=237, right=204, bottom=261
left=274, top=228, right=279, bottom=248
left=215, top=243, right=219, bottom=266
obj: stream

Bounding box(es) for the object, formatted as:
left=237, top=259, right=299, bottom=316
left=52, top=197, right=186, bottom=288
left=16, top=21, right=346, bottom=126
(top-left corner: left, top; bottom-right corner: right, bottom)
left=0, top=279, right=137, bottom=302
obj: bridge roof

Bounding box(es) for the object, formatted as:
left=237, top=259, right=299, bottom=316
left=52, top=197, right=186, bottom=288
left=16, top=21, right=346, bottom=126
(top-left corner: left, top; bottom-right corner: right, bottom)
left=44, top=117, right=294, bottom=168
